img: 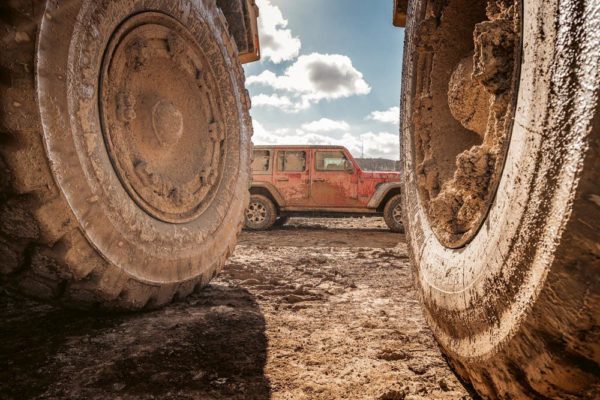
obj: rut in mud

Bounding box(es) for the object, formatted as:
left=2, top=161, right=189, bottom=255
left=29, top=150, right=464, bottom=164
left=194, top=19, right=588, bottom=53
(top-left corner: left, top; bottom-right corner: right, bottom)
left=1, top=218, right=473, bottom=400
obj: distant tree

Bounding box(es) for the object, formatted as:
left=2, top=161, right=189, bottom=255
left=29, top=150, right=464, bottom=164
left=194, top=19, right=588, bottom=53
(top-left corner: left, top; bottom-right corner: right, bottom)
left=355, top=158, right=400, bottom=171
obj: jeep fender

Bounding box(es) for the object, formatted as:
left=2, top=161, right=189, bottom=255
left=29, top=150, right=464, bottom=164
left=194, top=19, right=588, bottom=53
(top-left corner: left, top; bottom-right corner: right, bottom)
left=250, top=182, right=286, bottom=207
left=367, top=182, right=402, bottom=209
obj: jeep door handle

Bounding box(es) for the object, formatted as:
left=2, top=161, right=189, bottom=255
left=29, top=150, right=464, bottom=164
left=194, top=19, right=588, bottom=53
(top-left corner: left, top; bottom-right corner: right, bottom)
left=313, top=178, right=325, bottom=182
left=276, top=177, right=289, bottom=182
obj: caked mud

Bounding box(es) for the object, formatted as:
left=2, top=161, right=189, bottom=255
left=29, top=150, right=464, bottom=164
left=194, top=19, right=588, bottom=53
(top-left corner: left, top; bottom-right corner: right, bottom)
left=0, top=0, right=253, bottom=311
left=412, top=0, right=520, bottom=246
left=400, top=0, right=600, bottom=396
left=1, top=218, right=472, bottom=400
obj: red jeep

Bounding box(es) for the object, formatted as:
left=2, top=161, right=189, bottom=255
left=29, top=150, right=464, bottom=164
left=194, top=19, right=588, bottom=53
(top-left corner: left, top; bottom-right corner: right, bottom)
left=245, top=145, right=404, bottom=232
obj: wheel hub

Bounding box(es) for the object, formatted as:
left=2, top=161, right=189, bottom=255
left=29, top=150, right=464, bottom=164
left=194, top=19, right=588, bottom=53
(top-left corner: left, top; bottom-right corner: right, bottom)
left=100, top=12, right=225, bottom=223
left=246, top=202, right=267, bottom=224
left=393, top=204, right=403, bottom=224
left=152, top=99, right=184, bottom=148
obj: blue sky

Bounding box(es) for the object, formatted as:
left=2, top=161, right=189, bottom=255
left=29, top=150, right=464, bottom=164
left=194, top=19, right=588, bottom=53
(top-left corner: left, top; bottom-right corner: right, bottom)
left=243, top=0, right=405, bottom=159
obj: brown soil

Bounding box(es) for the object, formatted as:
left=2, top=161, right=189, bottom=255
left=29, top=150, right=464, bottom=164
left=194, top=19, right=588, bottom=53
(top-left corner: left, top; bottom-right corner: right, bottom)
left=0, top=218, right=472, bottom=400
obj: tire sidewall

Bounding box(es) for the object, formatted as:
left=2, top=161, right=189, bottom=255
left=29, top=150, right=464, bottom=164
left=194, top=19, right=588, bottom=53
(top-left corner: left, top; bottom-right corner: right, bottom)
left=401, top=0, right=600, bottom=359
left=37, top=0, right=251, bottom=283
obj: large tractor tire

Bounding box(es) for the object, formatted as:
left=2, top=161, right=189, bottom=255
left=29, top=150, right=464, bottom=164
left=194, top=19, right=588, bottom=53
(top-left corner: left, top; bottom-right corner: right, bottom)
left=0, top=0, right=252, bottom=310
left=401, top=0, right=599, bottom=398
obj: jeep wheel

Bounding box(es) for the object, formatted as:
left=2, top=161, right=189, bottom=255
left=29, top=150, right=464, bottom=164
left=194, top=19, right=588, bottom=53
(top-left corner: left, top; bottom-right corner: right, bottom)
left=0, top=0, right=252, bottom=310
left=274, top=216, right=290, bottom=227
left=401, top=0, right=599, bottom=398
left=244, top=195, right=277, bottom=231
left=383, top=195, right=405, bottom=233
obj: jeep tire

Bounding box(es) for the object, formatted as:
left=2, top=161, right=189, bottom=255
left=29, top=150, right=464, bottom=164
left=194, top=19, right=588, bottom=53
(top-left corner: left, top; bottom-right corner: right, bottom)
left=401, top=0, right=600, bottom=398
left=273, top=215, right=290, bottom=227
left=383, top=194, right=405, bottom=233
left=244, top=194, right=277, bottom=231
left=0, top=0, right=252, bottom=310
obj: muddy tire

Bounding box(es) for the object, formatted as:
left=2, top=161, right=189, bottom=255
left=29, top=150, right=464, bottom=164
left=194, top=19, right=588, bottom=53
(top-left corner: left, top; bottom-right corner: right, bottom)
left=401, top=0, right=600, bottom=398
left=273, top=216, right=290, bottom=227
left=383, top=195, right=405, bottom=233
left=244, top=195, right=277, bottom=231
left=0, top=0, right=252, bottom=310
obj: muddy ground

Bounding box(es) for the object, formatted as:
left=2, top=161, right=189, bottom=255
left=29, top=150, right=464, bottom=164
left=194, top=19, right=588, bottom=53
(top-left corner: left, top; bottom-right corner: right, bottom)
left=1, top=218, right=473, bottom=400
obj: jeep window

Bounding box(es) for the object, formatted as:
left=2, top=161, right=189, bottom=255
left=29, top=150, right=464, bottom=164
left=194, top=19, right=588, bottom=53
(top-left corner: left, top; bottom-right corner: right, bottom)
left=252, top=150, right=271, bottom=173
left=316, top=151, right=352, bottom=171
left=277, top=151, right=306, bottom=172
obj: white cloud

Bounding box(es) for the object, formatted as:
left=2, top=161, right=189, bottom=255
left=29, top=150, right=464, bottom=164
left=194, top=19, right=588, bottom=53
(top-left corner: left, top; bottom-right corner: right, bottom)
left=256, top=0, right=301, bottom=64
left=367, top=106, right=400, bottom=125
left=247, top=53, right=371, bottom=109
left=250, top=93, right=308, bottom=113
left=359, top=132, right=400, bottom=159
left=251, top=93, right=292, bottom=108
left=252, top=120, right=399, bottom=159
left=301, top=118, right=350, bottom=132
left=274, top=127, right=290, bottom=135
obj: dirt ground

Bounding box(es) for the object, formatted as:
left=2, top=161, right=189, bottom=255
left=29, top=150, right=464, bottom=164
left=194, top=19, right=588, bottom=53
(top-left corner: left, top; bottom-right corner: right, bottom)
left=0, top=218, right=473, bottom=400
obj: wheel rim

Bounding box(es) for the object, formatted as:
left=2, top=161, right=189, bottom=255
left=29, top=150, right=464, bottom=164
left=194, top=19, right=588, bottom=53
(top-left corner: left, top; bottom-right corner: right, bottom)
left=409, top=0, right=522, bottom=248
left=246, top=202, right=267, bottom=225
left=100, top=12, right=225, bottom=224
left=392, top=204, right=403, bottom=225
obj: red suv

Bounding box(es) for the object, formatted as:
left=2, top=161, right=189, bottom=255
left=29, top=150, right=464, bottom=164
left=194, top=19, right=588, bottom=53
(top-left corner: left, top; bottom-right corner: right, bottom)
left=245, top=145, right=404, bottom=231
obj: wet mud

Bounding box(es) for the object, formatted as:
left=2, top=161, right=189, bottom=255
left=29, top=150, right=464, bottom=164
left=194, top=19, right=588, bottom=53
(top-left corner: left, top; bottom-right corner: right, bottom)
left=1, top=218, right=472, bottom=400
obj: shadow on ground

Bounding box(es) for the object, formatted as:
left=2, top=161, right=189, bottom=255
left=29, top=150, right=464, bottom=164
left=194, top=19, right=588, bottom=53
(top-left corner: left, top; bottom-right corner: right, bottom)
left=0, top=285, right=270, bottom=400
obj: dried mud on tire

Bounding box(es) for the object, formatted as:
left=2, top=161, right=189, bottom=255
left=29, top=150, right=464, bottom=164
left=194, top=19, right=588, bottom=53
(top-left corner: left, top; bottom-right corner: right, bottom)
left=1, top=218, right=472, bottom=400
left=0, top=0, right=252, bottom=310
left=400, top=0, right=600, bottom=397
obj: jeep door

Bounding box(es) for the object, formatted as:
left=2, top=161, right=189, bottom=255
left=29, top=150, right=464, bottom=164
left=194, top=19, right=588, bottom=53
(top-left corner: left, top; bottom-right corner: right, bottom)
left=273, top=149, right=310, bottom=206
left=311, top=149, right=360, bottom=208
